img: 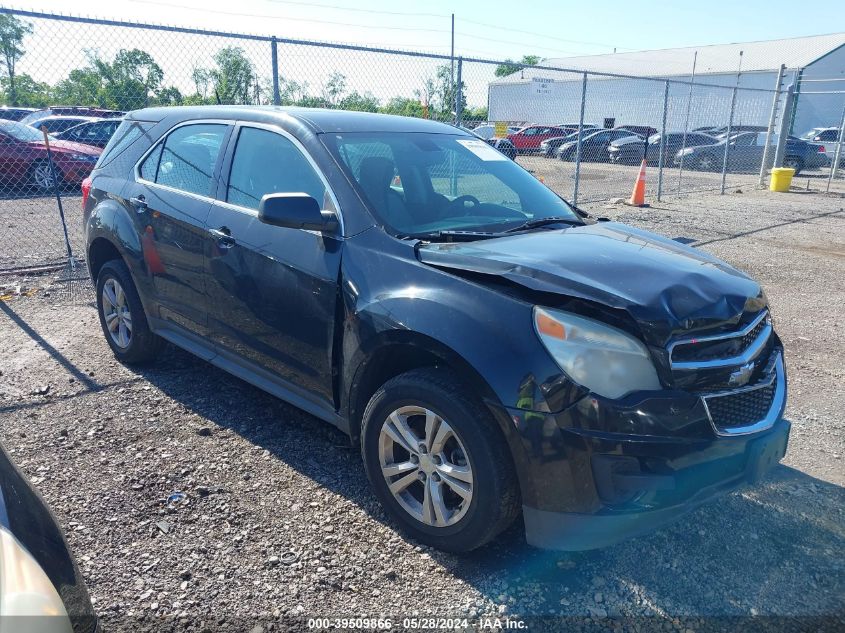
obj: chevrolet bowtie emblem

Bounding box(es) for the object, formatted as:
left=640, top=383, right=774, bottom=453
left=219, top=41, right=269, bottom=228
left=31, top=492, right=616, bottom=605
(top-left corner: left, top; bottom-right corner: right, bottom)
left=728, top=361, right=755, bottom=387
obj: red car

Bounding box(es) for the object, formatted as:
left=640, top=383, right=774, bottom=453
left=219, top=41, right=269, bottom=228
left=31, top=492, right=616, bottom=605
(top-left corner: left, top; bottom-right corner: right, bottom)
left=0, top=120, right=101, bottom=192
left=507, top=125, right=573, bottom=153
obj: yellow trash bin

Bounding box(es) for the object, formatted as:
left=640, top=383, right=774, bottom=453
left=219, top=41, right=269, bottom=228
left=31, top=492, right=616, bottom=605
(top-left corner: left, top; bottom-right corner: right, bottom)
left=769, top=167, right=795, bottom=192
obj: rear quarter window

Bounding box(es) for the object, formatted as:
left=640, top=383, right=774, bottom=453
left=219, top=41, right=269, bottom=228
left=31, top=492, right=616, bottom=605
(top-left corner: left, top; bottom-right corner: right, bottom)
left=97, top=121, right=152, bottom=168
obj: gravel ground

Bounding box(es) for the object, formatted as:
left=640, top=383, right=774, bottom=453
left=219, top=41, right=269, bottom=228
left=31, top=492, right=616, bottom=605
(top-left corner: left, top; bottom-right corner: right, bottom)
left=1, top=187, right=844, bottom=632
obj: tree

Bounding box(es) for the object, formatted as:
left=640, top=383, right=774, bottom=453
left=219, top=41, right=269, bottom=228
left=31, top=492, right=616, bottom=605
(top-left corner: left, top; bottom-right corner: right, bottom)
left=323, top=72, right=347, bottom=106
left=0, top=15, right=33, bottom=106
left=1, top=73, right=49, bottom=107
left=52, top=67, right=104, bottom=107
left=340, top=91, right=379, bottom=112
left=93, top=48, right=164, bottom=109
left=432, top=64, right=465, bottom=120
left=209, top=47, right=255, bottom=104
left=494, top=55, right=540, bottom=78
left=380, top=96, right=426, bottom=118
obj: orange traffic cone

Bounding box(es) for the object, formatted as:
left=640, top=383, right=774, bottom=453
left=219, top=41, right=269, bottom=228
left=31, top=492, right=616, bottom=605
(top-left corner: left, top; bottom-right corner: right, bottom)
left=627, top=159, right=647, bottom=207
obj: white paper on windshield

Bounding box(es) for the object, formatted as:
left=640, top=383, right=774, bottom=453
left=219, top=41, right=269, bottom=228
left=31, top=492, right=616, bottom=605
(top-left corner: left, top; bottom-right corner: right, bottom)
left=456, top=139, right=509, bottom=161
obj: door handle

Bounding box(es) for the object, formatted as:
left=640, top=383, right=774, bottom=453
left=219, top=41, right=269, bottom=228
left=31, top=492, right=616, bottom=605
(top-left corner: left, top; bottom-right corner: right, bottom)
left=209, top=227, right=236, bottom=248
left=129, top=195, right=147, bottom=212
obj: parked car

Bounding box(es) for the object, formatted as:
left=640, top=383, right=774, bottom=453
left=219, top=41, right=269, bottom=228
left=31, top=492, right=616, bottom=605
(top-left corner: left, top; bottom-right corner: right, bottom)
left=19, top=107, right=124, bottom=125
left=710, top=124, right=769, bottom=139
left=52, top=118, right=123, bottom=148
left=616, top=124, right=657, bottom=138
left=0, top=441, right=98, bottom=632
left=0, top=120, right=102, bottom=191
left=26, top=114, right=102, bottom=135
left=800, top=127, right=844, bottom=165
left=0, top=106, right=38, bottom=121
left=85, top=106, right=789, bottom=552
left=457, top=125, right=516, bottom=159
left=538, top=127, right=600, bottom=158
left=556, top=128, right=641, bottom=161
left=471, top=123, right=521, bottom=140
left=608, top=131, right=718, bottom=165
left=675, top=131, right=828, bottom=175
left=507, top=125, right=574, bottom=153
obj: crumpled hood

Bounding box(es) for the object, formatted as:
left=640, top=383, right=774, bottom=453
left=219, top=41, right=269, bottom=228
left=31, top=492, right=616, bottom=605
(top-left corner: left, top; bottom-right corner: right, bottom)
left=416, top=222, right=765, bottom=345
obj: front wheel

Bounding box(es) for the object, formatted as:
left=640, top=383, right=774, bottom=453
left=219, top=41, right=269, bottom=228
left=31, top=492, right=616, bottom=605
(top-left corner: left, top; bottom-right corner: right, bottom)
left=783, top=157, right=803, bottom=175
left=361, top=368, right=520, bottom=552
left=30, top=160, right=57, bottom=192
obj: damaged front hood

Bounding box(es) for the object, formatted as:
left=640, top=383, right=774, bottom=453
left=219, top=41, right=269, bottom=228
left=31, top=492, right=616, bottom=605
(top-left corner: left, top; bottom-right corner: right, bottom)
left=417, top=222, right=765, bottom=344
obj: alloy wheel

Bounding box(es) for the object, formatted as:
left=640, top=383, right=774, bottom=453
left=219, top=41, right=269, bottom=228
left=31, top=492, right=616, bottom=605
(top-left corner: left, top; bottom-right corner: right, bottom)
left=378, top=405, right=474, bottom=528
left=101, top=278, right=133, bottom=349
left=33, top=163, right=55, bottom=190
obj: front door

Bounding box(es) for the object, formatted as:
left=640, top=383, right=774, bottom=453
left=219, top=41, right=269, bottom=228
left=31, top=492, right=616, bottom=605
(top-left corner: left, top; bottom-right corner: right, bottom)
left=204, top=124, right=342, bottom=408
left=128, top=122, right=231, bottom=336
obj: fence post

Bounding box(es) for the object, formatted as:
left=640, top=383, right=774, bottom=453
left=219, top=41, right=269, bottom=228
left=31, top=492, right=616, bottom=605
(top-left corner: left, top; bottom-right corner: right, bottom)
left=271, top=37, right=281, bottom=106
left=759, top=64, right=786, bottom=186
left=773, top=84, right=796, bottom=169
left=720, top=85, right=738, bottom=195
left=455, top=56, right=463, bottom=126
left=657, top=80, right=669, bottom=202
left=825, top=101, right=845, bottom=192
left=572, top=72, right=588, bottom=206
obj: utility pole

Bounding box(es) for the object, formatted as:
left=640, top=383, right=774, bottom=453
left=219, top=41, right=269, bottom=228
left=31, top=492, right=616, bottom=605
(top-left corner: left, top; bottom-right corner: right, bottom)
left=450, top=14, right=455, bottom=85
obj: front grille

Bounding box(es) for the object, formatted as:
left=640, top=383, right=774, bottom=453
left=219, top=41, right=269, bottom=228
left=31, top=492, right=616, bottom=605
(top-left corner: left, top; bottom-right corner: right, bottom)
left=704, top=374, right=777, bottom=431
left=673, top=315, right=768, bottom=363
left=672, top=313, right=769, bottom=363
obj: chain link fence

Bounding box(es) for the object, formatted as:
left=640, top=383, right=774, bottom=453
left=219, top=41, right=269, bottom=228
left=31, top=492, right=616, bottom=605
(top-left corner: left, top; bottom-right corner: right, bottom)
left=0, top=7, right=841, bottom=279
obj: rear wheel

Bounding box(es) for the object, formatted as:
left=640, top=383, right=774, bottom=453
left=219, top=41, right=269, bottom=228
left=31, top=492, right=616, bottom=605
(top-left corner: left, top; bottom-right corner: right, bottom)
left=361, top=368, right=519, bottom=552
left=96, top=259, right=163, bottom=364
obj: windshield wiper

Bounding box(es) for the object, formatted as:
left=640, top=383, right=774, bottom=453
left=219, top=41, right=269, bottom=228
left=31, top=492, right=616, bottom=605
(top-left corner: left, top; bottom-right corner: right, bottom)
left=504, top=216, right=582, bottom=233
left=397, top=229, right=503, bottom=242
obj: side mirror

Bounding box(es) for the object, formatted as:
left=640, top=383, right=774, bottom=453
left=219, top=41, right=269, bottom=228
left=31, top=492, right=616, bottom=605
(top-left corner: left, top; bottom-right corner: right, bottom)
left=258, top=192, right=338, bottom=232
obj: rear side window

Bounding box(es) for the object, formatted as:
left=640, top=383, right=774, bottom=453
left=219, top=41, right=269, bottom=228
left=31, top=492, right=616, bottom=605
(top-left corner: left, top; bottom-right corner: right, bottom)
left=141, top=123, right=227, bottom=197
left=98, top=120, right=150, bottom=167
left=226, top=127, right=327, bottom=210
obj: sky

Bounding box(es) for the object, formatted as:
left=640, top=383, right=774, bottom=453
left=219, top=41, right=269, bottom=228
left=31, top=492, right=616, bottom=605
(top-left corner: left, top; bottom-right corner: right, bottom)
left=2, top=0, right=843, bottom=109
left=5, top=0, right=844, bottom=61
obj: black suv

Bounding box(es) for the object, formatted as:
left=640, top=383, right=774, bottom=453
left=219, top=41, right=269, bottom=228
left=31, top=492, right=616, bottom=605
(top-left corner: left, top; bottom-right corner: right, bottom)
left=83, top=106, right=789, bottom=552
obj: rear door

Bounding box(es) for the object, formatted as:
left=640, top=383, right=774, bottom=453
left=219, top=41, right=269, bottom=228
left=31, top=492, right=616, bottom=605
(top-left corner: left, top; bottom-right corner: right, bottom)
left=127, top=121, right=231, bottom=337
left=204, top=123, right=342, bottom=408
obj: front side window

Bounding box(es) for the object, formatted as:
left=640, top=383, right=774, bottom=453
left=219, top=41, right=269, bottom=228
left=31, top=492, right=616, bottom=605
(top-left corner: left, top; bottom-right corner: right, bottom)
left=326, top=132, right=579, bottom=236
left=227, top=127, right=328, bottom=211
left=141, top=123, right=227, bottom=196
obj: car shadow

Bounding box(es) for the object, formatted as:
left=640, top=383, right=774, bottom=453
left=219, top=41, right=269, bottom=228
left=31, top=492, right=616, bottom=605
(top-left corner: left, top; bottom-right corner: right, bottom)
left=130, top=344, right=845, bottom=622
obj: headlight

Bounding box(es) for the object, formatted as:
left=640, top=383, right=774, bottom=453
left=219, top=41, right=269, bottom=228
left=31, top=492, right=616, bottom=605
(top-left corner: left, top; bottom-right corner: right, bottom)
left=533, top=307, right=661, bottom=398
left=0, top=526, right=73, bottom=629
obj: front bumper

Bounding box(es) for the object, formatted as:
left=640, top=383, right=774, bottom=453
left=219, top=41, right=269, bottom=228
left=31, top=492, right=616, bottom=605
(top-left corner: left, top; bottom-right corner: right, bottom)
left=521, top=419, right=789, bottom=550
left=509, top=349, right=788, bottom=550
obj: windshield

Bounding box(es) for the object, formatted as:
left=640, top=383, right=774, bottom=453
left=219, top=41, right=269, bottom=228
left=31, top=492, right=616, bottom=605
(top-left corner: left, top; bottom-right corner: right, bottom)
left=799, top=128, right=823, bottom=140
left=325, top=132, right=579, bottom=236
left=0, top=120, right=44, bottom=142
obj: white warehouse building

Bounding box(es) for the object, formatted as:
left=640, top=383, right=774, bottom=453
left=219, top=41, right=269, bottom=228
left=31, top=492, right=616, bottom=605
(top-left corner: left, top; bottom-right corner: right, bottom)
left=487, top=33, right=845, bottom=136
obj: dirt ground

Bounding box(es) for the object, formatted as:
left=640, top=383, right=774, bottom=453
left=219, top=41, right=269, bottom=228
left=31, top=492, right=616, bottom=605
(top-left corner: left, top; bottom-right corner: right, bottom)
left=1, top=187, right=843, bottom=632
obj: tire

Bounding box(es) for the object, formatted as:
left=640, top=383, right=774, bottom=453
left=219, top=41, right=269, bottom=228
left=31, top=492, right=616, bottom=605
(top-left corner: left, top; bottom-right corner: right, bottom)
left=783, top=157, right=803, bottom=175
left=30, top=160, right=57, bottom=192
left=692, top=154, right=716, bottom=171
left=96, top=259, right=163, bottom=364
left=361, top=368, right=520, bottom=553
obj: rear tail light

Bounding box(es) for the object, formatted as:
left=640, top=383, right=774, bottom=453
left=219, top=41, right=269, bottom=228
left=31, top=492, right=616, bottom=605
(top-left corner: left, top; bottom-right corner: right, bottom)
left=81, top=176, right=92, bottom=210
left=818, top=145, right=826, bottom=153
